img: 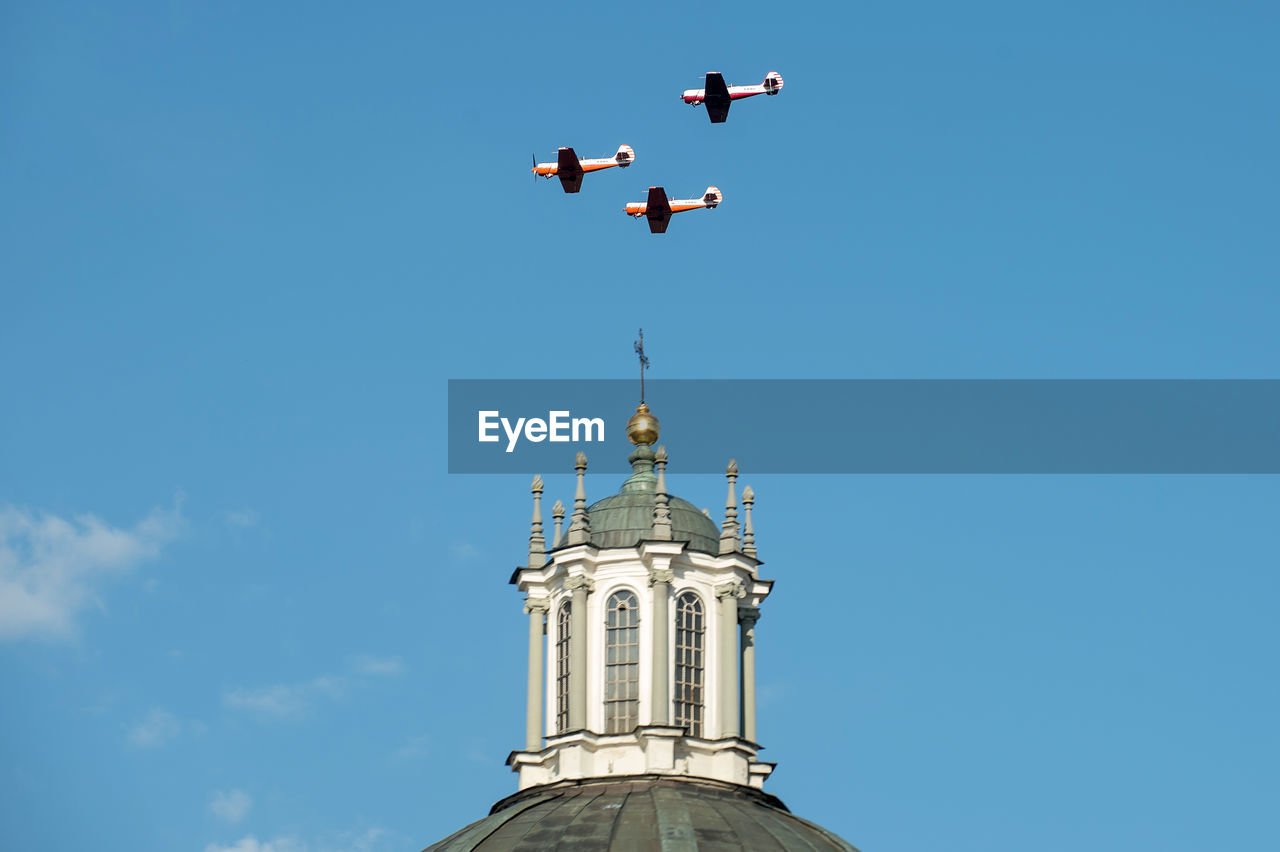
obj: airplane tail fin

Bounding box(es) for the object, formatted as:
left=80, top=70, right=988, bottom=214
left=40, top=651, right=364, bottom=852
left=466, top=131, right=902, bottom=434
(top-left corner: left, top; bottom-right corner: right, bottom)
left=703, top=186, right=722, bottom=207
left=615, top=144, right=635, bottom=167
left=763, top=71, right=784, bottom=94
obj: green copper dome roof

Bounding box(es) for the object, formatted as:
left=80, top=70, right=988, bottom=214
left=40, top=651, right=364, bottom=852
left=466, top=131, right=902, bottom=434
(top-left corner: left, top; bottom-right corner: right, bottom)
left=582, top=446, right=719, bottom=555
left=424, top=776, right=859, bottom=852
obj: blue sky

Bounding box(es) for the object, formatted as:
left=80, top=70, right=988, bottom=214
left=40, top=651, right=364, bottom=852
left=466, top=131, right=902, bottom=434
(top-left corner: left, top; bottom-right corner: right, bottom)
left=2, top=2, right=1278, bottom=851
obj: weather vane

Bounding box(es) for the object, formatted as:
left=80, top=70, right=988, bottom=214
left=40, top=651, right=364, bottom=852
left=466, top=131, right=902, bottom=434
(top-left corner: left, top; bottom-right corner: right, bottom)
left=634, top=328, right=650, bottom=404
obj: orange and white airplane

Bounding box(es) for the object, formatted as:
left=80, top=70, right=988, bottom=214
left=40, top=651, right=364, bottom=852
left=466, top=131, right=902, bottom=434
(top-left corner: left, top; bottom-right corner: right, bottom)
left=681, top=71, right=784, bottom=123
left=531, top=145, right=635, bottom=193
left=625, top=186, right=722, bottom=234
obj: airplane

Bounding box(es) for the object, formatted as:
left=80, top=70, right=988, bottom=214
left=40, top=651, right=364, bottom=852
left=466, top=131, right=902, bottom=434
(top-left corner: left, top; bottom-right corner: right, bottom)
left=681, top=71, right=784, bottom=123
left=625, top=186, right=722, bottom=234
left=531, top=144, right=635, bottom=193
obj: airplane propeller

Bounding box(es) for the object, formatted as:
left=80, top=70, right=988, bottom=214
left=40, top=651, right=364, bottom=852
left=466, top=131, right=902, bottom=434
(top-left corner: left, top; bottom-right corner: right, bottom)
left=531, top=154, right=537, bottom=184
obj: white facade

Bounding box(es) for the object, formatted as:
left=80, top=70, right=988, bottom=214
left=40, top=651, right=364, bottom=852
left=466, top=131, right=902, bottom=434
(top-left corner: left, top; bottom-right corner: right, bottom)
left=509, top=491, right=775, bottom=792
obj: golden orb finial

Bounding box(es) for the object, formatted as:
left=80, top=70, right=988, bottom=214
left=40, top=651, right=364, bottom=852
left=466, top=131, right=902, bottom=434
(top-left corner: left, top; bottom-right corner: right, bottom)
left=626, top=403, right=660, bottom=445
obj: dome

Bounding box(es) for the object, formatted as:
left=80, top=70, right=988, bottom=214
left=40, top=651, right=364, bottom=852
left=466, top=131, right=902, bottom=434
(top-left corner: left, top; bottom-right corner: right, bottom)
left=423, top=776, right=859, bottom=851
left=578, top=447, right=719, bottom=555
left=586, top=491, right=718, bottom=554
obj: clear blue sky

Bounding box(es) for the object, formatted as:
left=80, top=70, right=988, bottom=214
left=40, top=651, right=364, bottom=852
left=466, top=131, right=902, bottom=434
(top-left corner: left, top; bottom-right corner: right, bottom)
left=2, top=2, right=1278, bottom=851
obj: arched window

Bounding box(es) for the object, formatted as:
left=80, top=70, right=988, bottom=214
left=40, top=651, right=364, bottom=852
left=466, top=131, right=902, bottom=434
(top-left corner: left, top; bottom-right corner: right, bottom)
left=674, top=591, right=705, bottom=737
left=604, top=590, right=640, bottom=733
left=556, top=601, right=571, bottom=733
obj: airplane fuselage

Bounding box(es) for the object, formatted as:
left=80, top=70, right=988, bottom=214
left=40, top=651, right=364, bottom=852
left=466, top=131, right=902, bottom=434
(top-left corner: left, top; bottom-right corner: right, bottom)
left=625, top=198, right=714, bottom=216
left=681, top=72, right=782, bottom=123
left=681, top=83, right=773, bottom=105
left=625, top=185, right=722, bottom=224
left=532, top=145, right=635, bottom=193
left=624, top=186, right=720, bottom=233
left=533, top=156, right=630, bottom=178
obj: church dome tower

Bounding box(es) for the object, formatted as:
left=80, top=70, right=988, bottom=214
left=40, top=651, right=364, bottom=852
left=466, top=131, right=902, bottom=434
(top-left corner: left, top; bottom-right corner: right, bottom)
left=424, top=401, right=859, bottom=851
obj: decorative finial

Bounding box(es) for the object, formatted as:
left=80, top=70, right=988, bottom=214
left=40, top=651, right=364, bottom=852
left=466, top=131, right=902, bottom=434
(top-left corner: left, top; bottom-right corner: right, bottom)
left=627, top=331, right=660, bottom=445
left=551, top=499, right=565, bottom=548
left=742, top=485, right=756, bottom=558
left=567, top=452, right=590, bottom=545
left=626, top=403, right=660, bottom=445
left=528, top=475, right=545, bottom=567
left=634, top=328, right=650, bottom=404
left=653, top=445, right=672, bottom=540
left=719, top=459, right=740, bottom=555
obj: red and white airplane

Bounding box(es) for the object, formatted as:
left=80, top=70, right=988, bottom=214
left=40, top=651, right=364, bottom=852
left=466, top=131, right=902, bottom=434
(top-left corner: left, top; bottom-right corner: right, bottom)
left=681, top=71, right=784, bottom=123
left=531, top=145, right=635, bottom=193
left=625, top=186, right=722, bottom=234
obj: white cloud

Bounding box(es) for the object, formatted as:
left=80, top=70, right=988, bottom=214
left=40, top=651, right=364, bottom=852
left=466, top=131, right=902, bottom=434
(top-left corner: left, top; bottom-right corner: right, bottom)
left=127, top=707, right=182, bottom=748
left=0, top=500, right=184, bottom=641
left=392, top=734, right=430, bottom=762
left=223, top=509, right=260, bottom=529
left=448, top=541, right=479, bottom=561
left=206, top=829, right=388, bottom=852
left=348, top=654, right=404, bottom=676
left=209, top=788, right=253, bottom=824
left=205, top=836, right=303, bottom=852
left=223, top=684, right=308, bottom=718
left=309, top=674, right=349, bottom=697
left=225, top=657, right=402, bottom=719
left=319, top=828, right=386, bottom=852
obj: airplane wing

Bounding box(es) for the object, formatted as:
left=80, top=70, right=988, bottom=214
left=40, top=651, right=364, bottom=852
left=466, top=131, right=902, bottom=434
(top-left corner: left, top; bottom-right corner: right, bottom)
left=703, top=72, right=731, bottom=123
left=646, top=186, right=672, bottom=234
left=556, top=147, right=584, bottom=193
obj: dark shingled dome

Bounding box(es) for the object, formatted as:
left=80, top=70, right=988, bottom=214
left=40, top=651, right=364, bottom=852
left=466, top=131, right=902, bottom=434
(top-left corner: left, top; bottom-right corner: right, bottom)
left=423, top=777, right=859, bottom=852
left=579, top=446, right=720, bottom=555
left=585, top=490, right=719, bottom=554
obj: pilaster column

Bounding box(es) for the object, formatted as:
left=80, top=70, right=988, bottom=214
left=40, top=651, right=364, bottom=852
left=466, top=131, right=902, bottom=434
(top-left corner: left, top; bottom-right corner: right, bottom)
left=567, top=453, right=590, bottom=545
left=739, top=607, right=760, bottom=743
left=715, top=581, right=745, bottom=738
left=719, top=461, right=740, bottom=555
left=527, top=477, right=545, bottom=568
left=523, top=598, right=549, bottom=750
left=565, top=575, right=593, bottom=730
left=648, top=567, right=674, bottom=725
left=652, top=446, right=672, bottom=540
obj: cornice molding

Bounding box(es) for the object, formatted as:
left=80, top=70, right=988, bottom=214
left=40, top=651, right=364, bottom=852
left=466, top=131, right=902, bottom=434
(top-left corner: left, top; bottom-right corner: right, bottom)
left=564, top=574, right=595, bottom=593
left=714, top=581, right=746, bottom=601
left=647, top=567, right=675, bottom=587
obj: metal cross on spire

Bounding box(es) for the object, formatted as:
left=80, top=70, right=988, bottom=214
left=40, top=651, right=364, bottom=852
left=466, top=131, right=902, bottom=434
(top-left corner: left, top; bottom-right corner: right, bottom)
left=634, top=328, right=650, bottom=404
